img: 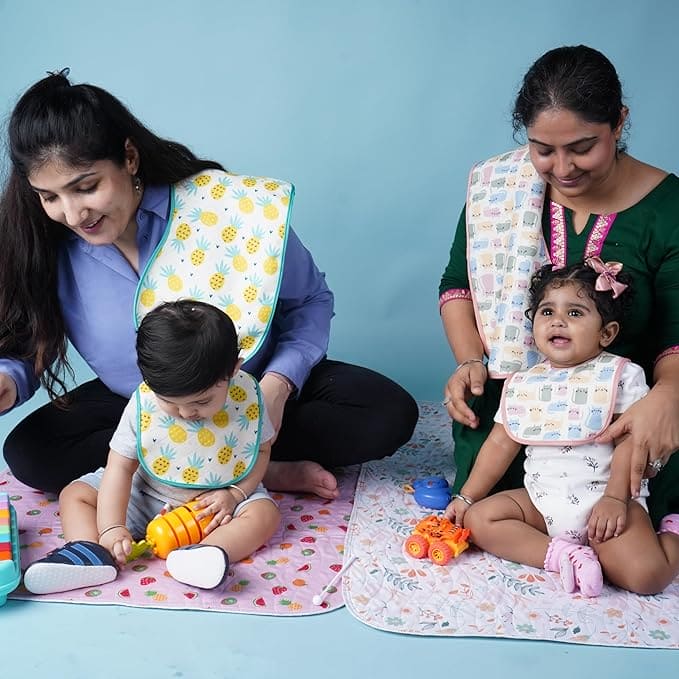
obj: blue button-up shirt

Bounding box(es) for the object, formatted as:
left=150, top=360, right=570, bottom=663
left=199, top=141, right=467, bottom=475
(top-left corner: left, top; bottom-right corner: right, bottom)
left=0, top=185, right=334, bottom=409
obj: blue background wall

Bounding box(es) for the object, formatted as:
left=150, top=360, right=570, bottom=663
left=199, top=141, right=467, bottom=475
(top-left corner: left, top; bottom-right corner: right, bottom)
left=1, top=0, right=678, bottom=406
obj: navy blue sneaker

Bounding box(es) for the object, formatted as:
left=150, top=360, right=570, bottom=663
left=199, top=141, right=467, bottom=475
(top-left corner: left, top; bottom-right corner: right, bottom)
left=166, top=544, right=229, bottom=589
left=23, top=540, right=118, bottom=594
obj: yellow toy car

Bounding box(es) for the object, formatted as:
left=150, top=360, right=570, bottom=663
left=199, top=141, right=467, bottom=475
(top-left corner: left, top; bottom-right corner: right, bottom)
left=404, top=515, right=471, bottom=565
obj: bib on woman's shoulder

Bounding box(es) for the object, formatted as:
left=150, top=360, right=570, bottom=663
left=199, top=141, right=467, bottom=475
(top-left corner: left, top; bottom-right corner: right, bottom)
left=466, top=147, right=550, bottom=377
left=134, top=170, right=293, bottom=362
left=135, top=370, right=262, bottom=489
left=500, top=352, right=628, bottom=445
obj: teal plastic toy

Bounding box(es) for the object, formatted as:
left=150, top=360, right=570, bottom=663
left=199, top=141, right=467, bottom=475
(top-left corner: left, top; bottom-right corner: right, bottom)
left=0, top=492, right=20, bottom=605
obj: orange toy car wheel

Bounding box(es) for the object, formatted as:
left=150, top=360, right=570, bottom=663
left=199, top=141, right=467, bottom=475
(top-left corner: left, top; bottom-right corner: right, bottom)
left=405, top=534, right=429, bottom=559
left=428, top=540, right=454, bottom=566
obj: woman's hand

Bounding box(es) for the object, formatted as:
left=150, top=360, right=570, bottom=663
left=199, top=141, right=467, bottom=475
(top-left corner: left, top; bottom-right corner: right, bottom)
left=596, top=384, right=679, bottom=497
left=194, top=488, right=239, bottom=534
left=99, top=526, right=133, bottom=567
left=0, top=373, right=17, bottom=414
left=443, top=361, right=487, bottom=428
left=587, top=496, right=628, bottom=542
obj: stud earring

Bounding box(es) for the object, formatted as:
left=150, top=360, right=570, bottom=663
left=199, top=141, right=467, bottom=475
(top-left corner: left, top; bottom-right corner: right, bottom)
left=133, top=175, right=142, bottom=193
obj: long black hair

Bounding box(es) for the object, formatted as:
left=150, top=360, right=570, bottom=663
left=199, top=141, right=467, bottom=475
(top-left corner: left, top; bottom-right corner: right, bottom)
left=0, top=71, right=224, bottom=400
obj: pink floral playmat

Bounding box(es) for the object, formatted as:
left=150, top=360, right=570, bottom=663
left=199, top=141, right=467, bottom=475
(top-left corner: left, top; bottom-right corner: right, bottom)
left=343, top=402, right=679, bottom=648
left=2, top=465, right=358, bottom=615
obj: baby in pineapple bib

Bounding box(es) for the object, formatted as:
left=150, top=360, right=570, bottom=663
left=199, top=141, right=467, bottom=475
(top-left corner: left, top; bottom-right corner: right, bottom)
left=24, top=300, right=279, bottom=594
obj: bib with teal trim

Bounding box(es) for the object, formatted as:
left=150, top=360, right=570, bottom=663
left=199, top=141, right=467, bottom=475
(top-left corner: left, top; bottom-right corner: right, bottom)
left=136, top=370, right=262, bottom=489
left=135, top=170, right=293, bottom=361
left=466, top=147, right=549, bottom=377
left=500, top=352, right=627, bottom=445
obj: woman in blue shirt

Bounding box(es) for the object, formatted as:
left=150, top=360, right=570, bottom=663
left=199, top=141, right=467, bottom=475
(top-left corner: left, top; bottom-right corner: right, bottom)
left=0, top=71, right=418, bottom=496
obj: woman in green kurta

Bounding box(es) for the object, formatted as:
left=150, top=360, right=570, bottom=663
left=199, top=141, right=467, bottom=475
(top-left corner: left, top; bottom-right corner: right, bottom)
left=439, top=45, right=679, bottom=593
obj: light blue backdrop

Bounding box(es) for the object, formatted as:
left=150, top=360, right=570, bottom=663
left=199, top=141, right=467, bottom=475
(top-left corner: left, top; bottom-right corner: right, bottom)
left=1, top=0, right=677, bottom=404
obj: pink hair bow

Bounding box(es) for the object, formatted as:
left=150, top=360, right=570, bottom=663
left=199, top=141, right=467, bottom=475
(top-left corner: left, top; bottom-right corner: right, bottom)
left=585, top=257, right=628, bottom=299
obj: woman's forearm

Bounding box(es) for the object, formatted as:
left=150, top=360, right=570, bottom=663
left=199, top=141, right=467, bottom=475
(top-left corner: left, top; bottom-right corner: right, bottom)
left=440, top=299, right=485, bottom=364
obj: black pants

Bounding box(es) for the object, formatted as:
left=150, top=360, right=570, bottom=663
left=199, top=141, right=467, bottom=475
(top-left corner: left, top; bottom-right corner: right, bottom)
left=3, top=359, right=419, bottom=493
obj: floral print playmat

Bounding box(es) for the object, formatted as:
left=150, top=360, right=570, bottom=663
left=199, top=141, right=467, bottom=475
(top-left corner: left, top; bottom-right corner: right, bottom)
left=343, top=402, right=679, bottom=648
left=2, top=465, right=358, bottom=616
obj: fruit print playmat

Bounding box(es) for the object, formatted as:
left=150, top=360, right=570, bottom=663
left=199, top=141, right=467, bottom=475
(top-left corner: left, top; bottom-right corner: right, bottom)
left=343, top=402, right=679, bottom=648
left=2, top=465, right=358, bottom=616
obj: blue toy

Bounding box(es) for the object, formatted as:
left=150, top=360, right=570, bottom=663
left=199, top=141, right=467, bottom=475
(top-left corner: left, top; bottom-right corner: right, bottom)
left=405, top=476, right=452, bottom=510
left=0, top=492, right=20, bottom=605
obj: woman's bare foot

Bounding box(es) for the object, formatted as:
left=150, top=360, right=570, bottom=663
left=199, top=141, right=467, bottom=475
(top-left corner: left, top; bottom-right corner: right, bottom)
left=264, top=460, right=339, bottom=500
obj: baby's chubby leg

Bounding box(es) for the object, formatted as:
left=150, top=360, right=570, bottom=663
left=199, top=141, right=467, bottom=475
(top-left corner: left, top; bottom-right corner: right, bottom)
left=59, top=480, right=99, bottom=542
left=166, top=498, right=280, bottom=589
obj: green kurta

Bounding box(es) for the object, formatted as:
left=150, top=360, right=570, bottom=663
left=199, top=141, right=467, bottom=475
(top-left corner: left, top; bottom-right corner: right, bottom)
left=439, top=173, right=679, bottom=525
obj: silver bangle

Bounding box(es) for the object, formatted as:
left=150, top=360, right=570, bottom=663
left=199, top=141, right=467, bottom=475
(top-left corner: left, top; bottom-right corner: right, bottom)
left=97, top=524, right=128, bottom=539
left=455, top=358, right=486, bottom=373
left=228, top=484, right=248, bottom=502
left=452, top=493, right=474, bottom=507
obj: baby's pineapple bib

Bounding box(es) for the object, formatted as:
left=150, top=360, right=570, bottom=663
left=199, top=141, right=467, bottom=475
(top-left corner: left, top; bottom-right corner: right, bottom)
left=466, top=147, right=550, bottom=377
left=500, top=352, right=627, bottom=445
left=136, top=370, right=262, bottom=489
left=135, top=170, right=292, bottom=362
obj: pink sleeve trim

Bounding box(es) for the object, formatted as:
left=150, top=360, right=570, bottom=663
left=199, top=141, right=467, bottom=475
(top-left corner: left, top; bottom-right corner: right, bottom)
left=439, top=288, right=472, bottom=311
left=655, top=346, right=679, bottom=366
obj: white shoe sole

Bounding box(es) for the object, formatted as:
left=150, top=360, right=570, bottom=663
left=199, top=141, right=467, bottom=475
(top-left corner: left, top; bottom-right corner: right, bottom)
left=23, top=562, right=117, bottom=595
left=166, top=546, right=228, bottom=589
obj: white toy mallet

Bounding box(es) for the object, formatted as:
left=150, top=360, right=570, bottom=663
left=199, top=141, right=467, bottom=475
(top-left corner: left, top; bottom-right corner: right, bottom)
left=312, top=555, right=358, bottom=606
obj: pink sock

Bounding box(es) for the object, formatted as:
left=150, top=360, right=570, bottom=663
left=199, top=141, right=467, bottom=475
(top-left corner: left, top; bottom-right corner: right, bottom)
left=544, top=537, right=603, bottom=598
left=658, top=514, right=679, bottom=537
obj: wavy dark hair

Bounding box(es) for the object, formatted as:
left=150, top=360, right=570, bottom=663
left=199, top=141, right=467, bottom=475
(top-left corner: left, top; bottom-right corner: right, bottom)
left=136, top=300, right=239, bottom=397
left=526, top=260, right=633, bottom=327
left=0, top=71, right=224, bottom=400
left=512, top=45, right=627, bottom=151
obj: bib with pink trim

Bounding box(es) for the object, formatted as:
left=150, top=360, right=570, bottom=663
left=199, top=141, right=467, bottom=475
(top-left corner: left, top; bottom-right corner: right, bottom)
left=135, top=370, right=262, bottom=490
left=135, top=170, right=292, bottom=362
left=500, top=352, right=628, bottom=445
left=466, top=147, right=549, bottom=377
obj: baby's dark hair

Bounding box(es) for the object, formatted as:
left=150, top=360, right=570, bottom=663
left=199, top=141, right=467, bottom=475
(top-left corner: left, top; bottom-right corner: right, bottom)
left=526, top=260, right=633, bottom=327
left=136, top=300, right=239, bottom=396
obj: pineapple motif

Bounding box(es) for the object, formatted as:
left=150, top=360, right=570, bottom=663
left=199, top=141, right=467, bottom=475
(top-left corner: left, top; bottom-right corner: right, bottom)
left=204, top=472, right=224, bottom=487
left=218, top=294, right=241, bottom=322
left=212, top=410, right=229, bottom=428
left=172, top=196, right=185, bottom=219
left=245, top=226, right=265, bottom=254
left=209, top=261, right=230, bottom=291
left=233, top=189, right=254, bottom=214
left=263, top=246, right=280, bottom=275
left=171, top=222, right=192, bottom=251
left=194, top=174, right=212, bottom=187
left=243, top=275, right=262, bottom=303
left=187, top=286, right=205, bottom=301
left=190, top=237, right=211, bottom=266
left=189, top=420, right=217, bottom=447
left=151, top=445, right=175, bottom=476
left=278, top=223, right=286, bottom=239
left=229, top=384, right=248, bottom=402
left=225, top=246, right=247, bottom=272
left=160, top=265, right=183, bottom=292
left=281, top=188, right=291, bottom=206
left=182, top=454, right=205, bottom=484
left=233, top=459, right=247, bottom=479
left=139, top=382, right=151, bottom=394
left=221, top=215, right=243, bottom=244
left=257, top=196, right=279, bottom=220
left=239, top=402, right=260, bottom=430
left=218, top=433, right=238, bottom=465
left=139, top=278, right=158, bottom=307
left=190, top=207, right=219, bottom=227
left=242, top=177, right=257, bottom=188
left=210, top=176, right=232, bottom=200
left=239, top=326, right=263, bottom=351
left=264, top=180, right=280, bottom=191
left=160, top=415, right=188, bottom=443
left=140, top=399, right=157, bottom=431
left=257, top=293, right=274, bottom=324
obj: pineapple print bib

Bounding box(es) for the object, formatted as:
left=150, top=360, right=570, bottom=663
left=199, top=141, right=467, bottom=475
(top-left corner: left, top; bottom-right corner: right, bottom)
left=500, top=352, right=627, bottom=445
left=466, top=147, right=550, bottom=377
left=136, top=370, right=262, bottom=489
left=135, top=170, right=292, bottom=361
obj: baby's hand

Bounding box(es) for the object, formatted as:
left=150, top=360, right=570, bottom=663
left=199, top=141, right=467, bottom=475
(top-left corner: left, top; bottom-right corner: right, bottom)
left=587, top=495, right=628, bottom=543
left=99, top=526, right=133, bottom=566
left=444, top=496, right=470, bottom=526
left=194, top=488, right=239, bottom=534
